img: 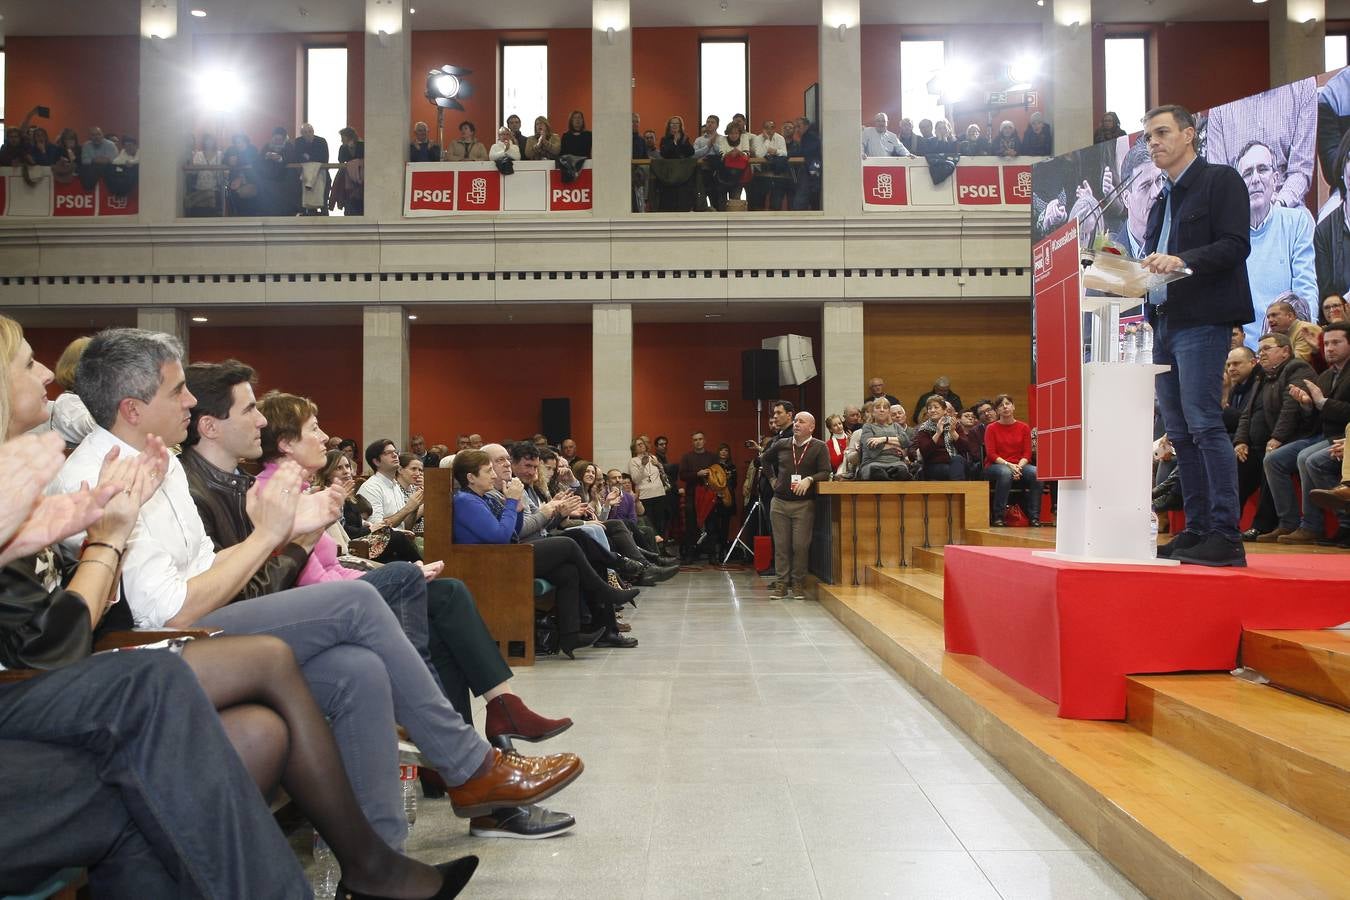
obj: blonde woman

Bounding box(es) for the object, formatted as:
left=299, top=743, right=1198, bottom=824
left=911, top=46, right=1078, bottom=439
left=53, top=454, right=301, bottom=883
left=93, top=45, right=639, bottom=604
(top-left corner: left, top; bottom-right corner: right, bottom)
left=628, top=436, right=671, bottom=536
left=524, top=116, right=560, bottom=160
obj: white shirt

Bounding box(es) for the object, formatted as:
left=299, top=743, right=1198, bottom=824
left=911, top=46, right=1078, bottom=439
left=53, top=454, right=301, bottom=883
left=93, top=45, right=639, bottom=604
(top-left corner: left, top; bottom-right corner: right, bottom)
left=52, top=427, right=215, bottom=628
left=861, top=127, right=909, bottom=158
left=48, top=392, right=97, bottom=446
left=358, top=471, right=406, bottom=526
left=753, top=132, right=787, bottom=158
left=488, top=142, right=521, bottom=162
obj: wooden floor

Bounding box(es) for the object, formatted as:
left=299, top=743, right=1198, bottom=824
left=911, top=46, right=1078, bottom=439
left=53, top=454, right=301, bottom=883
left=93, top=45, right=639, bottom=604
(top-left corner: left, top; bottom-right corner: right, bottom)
left=814, top=522, right=1350, bottom=900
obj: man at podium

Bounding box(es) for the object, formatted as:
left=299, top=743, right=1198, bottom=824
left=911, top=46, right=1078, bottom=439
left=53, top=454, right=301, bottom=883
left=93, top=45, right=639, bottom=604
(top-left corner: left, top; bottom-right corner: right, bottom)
left=1140, top=104, right=1255, bottom=567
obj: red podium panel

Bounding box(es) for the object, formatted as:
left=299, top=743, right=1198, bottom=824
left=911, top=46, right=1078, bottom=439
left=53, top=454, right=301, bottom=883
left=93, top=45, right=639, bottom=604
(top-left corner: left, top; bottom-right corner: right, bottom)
left=1031, top=220, right=1083, bottom=479
left=944, top=546, right=1350, bottom=719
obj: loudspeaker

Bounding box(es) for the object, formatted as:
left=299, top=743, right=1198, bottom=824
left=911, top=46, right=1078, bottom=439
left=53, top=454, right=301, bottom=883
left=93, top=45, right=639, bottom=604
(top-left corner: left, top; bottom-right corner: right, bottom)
left=761, top=334, right=817, bottom=385
left=741, top=349, right=779, bottom=401
left=541, top=398, right=571, bottom=446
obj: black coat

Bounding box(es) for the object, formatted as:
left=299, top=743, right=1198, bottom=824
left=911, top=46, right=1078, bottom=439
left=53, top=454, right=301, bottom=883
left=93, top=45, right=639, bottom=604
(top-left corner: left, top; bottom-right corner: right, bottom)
left=1235, top=358, right=1317, bottom=447
left=1144, top=156, right=1254, bottom=331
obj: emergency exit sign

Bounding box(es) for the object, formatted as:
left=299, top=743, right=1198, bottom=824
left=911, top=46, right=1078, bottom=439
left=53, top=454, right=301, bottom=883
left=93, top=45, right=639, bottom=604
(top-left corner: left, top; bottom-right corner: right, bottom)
left=705, top=400, right=729, bottom=412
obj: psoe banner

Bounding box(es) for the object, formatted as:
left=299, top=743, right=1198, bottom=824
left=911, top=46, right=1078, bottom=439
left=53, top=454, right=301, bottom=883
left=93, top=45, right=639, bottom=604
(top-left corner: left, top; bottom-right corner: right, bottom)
left=861, top=164, right=909, bottom=208
left=403, top=161, right=591, bottom=216
left=955, top=165, right=1003, bottom=205
left=1031, top=219, right=1084, bottom=480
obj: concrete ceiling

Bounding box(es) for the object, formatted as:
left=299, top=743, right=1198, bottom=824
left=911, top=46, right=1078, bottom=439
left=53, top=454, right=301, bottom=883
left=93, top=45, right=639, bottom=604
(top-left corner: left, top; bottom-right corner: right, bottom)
left=2, top=0, right=1343, bottom=38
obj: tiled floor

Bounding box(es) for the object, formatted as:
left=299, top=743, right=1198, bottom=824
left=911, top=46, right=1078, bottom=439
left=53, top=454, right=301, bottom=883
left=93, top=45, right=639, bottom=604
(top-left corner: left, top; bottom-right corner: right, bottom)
left=342, top=568, right=1145, bottom=899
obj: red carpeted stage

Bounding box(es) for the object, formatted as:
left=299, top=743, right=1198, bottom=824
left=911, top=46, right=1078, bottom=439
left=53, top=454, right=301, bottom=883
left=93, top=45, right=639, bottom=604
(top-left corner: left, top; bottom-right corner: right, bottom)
left=943, top=546, right=1350, bottom=719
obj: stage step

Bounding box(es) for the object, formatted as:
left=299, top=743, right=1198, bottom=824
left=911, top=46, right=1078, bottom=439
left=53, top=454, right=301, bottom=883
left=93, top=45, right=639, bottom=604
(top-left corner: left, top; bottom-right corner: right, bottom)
left=863, top=566, right=944, bottom=624
left=1242, top=629, right=1350, bottom=711
left=911, top=545, right=945, bottom=575
left=1126, top=673, right=1350, bottom=838
left=818, top=582, right=1350, bottom=899
left=961, top=526, right=1055, bottom=550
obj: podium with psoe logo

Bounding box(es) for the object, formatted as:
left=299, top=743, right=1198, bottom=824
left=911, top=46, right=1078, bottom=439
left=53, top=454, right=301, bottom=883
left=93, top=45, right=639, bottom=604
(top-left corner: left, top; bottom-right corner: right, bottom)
left=1031, top=223, right=1189, bottom=565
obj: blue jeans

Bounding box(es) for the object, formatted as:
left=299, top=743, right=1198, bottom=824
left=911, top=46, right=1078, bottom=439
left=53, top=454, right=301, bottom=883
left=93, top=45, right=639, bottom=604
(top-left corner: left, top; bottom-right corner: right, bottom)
left=1265, top=437, right=1339, bottom=532
left=986, top=463, right=1042, bottom=520
left=361, top=561, right=443, bottom=691
left=1153, top=318, right=1240, bottom=539
left=1301, top=442, right=1348, bottom=531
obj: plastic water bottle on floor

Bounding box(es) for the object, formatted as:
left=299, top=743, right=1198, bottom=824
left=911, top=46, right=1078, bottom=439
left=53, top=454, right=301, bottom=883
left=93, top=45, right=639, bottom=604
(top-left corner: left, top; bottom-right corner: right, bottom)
left=1149, top=511, right=1159, bottom=557
left=312, top=833, right=339, bottom=897
left=401, top=764, right=419, bottom=834
left=1139, top=322, right=1154, bottom=364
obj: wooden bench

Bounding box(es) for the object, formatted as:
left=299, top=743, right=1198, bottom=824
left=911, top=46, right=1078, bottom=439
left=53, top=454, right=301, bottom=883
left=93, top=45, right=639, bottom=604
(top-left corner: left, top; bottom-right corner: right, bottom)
left=423, top=467, right=537, bottom=665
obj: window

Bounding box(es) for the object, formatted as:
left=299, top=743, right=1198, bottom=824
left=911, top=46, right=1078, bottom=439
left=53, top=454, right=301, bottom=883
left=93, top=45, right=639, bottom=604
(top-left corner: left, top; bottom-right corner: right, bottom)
left=0, top=51, right=6, bottom=125
left=1327, top=34, right=1349, bottom=72
left=501, top=43, right=548, bottom=135
left=700, top=40, right=747, bottom=132
left=1103, top=36, right=1148, bottom=133
left=304, top=46, right=348, bottom=215
left=899, top=40, right=946, bottom=127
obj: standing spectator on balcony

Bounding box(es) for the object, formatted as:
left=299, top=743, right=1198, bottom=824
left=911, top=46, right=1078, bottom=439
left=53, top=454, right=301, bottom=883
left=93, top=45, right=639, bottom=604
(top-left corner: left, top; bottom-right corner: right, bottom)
left=861, top=113, right=908, bottom=158
left=81, top=126, right=117, bottom=167
left=644, top=130, right=659, bottom=156
left=783, top=119, right=800, bottom=156
left=188, top=133, right=224, bottom=214
left=447, top=121, right=488, bottom=161
left=112, top=136, right=140, bottom=167
left=753, top=118, right=790, bottom=210
left=791, top=116, right=822, bottom=211
left=1022, top=112, right=1053, bottom=156
left=333, top=127, right=364, bottom=216
left=525, top=116, right=560, bottom=161
left=222, top=143, right=259, bottom=217
left=0, top=128, right=24, bottom=166
left=959, top=123, right=989, bottom=156
left=293, top=122, right=330, bottom=215
left=53, top=128, right=81, bottom=177
left=489, top=126, right=521, bottom=163
left=711, top=120, right=753, bottom=210
left=631, top=113, right=647, bottom=160
left=409, top=120, right=441, bottom=162
left=913, top=119, right=936, bottom=154
left=560, top=111, right=592, bottom=159
left=257, top=127, right=299, bottom=216
left=23, top=127, right=61, bottom=166
left=506, top=114, right=528, bottom=156
left=692, top=116, right=721, bottom=160
left=1095, top=112, right=1127, bottom=145
left=994, top=120, right=1021, bottom=158
left=930, top=119, right=959, bottom=156
left=896, top=118, right=918, bottom=155
left=660, top=116, right=694, bottom=159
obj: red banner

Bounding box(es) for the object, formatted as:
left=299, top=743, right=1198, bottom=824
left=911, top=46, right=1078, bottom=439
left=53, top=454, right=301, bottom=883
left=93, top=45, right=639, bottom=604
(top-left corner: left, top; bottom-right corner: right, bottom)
left=1001, top=165, right=1032, bottom=205
left=1031, top=219, right=1084, bottom=480
left=955, top=165, right=1002, bottom=205
left=99, top=185, right=138, bottom=216
left=456, top=170, right=501, bottom=211
left=52, top=179, right=98, bottom=216
left=861, top=165, right=908, bottom=206
left=547, top=169, right=593, bottom=211
left=407, top=169, right=457, bottom=212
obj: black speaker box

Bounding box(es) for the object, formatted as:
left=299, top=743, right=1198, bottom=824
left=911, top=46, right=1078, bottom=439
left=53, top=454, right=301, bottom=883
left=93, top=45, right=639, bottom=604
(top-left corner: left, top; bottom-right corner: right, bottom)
left=742, top=348, right=780, bottom=401
left=541, top=398, right=571, bottom=445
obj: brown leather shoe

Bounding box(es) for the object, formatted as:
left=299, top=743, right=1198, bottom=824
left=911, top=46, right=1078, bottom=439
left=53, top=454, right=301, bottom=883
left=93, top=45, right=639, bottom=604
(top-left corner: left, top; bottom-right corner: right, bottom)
left=1256, top=527, right=1293, bottom=543
left=1276, top=526, right=1322, bottom=544
left=1310, top=483, right=1350, bottom=512
left=448, top=748, right=583, bottom=818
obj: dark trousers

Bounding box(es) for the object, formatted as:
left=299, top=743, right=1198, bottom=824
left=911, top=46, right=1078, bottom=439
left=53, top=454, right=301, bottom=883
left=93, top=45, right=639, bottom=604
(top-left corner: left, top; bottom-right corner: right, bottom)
left=642, top=494, right=670, bottom=538
left=922, top=458, right=968, bottom=481
left=529, top=536, right=617, bottom=634
left=426, top=577, right=513, bottom=726
left=1236, top=445, right=1277, bottom=533
left=0, top=652, right=308, bottom=899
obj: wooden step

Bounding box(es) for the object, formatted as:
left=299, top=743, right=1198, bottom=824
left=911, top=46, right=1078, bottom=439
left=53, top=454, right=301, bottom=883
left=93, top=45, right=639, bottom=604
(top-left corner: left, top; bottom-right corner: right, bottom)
left=911, top=545, right=945, bottom=575
left=1242, top=629, right=1350, bottom=711
left=1127, top=673, right=1350, bottom=838
left=961, top=526, right=1056, bottom=549
left=863, top=566, right=944, bottom=624
left=817, top=582, right=1350, bottom=900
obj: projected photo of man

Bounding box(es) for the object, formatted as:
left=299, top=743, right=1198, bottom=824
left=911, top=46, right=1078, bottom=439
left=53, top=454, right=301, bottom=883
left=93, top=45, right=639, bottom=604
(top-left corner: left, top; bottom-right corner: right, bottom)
left=1239, top=139, right=1317, bottom=346
left=1204, top=78, right=1317, bottom=211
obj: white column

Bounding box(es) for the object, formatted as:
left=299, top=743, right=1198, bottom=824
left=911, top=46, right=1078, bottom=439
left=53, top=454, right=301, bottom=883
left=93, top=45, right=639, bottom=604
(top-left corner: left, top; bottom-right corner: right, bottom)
left=821, top=301, right=864, bottom=431
left=592, top=0, right=632, bottom=218
left=364, top=0, right=411, bottom=222
left=137, top=307, right=191, bottom=356
left=592, top=303, right=632, bottom=469
left=819, top=0, right=862, bottom=217
left=1269, top=0, right=1326, bottom=86
left=363, top=305, right=410, bottom=453
left=1044, top=0, right=1092, bottom=155
left=138, top=0, right=191, bottom=224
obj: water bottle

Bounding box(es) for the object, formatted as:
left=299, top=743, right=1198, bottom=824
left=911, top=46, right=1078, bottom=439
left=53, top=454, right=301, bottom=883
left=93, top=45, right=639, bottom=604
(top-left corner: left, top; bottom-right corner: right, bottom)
left=312, top=833, right=339, bottom=897
left=1122, top=325, right=1138, bottom=364
left=1139, top=322, right=1154, bottom=365
left=401, top=764, right=419, bottom=833
left=1149, top=511, right=1159, bottom=557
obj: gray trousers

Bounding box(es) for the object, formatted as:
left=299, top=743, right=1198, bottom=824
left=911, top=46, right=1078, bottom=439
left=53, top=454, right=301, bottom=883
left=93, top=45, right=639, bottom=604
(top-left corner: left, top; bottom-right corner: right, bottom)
left=770, top=496, right=815, bottom=586
left=0, top=651, right=309, bottom=899
left=197, top=579, right=490, bottom=848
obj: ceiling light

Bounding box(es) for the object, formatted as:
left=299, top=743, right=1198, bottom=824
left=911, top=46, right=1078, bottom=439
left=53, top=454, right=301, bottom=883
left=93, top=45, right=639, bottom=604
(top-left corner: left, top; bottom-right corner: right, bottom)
left=407, top=314, right=418, bottom=320
left=190, top=8, right=207, bottom=17
left=191, top=316, right=209, bottom=323
left=409, top=7, right=416, bottom=13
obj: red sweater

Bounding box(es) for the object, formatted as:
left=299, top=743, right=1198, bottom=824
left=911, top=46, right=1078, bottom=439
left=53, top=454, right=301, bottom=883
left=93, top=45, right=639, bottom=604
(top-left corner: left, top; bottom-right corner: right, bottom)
left=984, top=420, right=1032, bottom=468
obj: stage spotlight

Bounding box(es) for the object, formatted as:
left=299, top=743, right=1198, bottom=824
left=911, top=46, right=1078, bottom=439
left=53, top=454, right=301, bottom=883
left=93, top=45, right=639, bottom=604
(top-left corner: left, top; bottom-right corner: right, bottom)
left=425, top=65, right=474, bottom=111
left=1008, top=54, right=1040, bottom=89
left=928, top=62, right=973, bottom=103
left=194, top=68, right=246, bottom=114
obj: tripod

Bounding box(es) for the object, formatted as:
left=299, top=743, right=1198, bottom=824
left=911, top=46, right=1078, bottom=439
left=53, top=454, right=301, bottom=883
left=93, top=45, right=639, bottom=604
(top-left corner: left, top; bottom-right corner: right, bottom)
left=723, top=398, right=771, bottom=566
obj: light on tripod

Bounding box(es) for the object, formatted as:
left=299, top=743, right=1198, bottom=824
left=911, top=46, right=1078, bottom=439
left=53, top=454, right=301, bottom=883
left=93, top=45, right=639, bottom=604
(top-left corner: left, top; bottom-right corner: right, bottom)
left=425, top=65, right=473, bottom=111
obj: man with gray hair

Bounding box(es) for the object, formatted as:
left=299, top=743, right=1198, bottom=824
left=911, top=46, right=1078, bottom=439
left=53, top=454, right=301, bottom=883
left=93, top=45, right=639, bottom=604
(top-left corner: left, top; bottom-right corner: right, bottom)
left=857, top=400, right=913, bottom=482
left=758, top=411, right=831, bottom=599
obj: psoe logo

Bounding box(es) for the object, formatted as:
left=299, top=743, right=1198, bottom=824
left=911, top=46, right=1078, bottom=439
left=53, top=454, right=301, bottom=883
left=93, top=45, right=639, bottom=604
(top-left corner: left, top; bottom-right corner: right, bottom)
left=1012, top=171, right=1032, bottom=200
left=872, top=172, right=893, bottom=200
left=466, top=177, right=489, bottom=205
left=55, top=193, right=94, bottom=210
left=1033, top=243, right=1052, bottom=276
left=957, top=183, right=999, bottom=200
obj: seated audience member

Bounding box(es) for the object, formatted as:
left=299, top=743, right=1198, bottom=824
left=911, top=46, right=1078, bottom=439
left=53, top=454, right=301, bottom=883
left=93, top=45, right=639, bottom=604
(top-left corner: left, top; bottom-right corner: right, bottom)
left=915, top=376, right=963, bottom=419
left=1235, top=335, right=1309, bottom=539
left=861, top=113, right=909, bottom=158
left=0, top=433, right=478, bottom=899
left=915, top=397, right=973, bottom=480
left=359, top=438, right=425, bottom=529
left=865, top=376, right=901, bottom=406
left=957, top=406, right=986, bottom=474
left=1321, top=295, right=1347, bottom=327
left=451, top=449, right=634, bottom=658
left=560, top=111, right=592, bottom=158
left=524, top=117, right=560, bottom=161
left=606, top=467, right=662, bottom=556
left=1223, top=346, right=1260, bottom=436
left=188, top=132, right=225, bottom=211
left=410, top=433, right=439, bottom=468
left=506, top=114, right=528, bottom=155
left=842, top=405, right=864, bottom=433
left=293, top=123, right=331, bottom=214
left=1270, top=323, right=1350, bottom=544
left=222, top=142, right=260, bottom=216
left=42, top=335, right=97, bottom=447
left=994, top=120, right=1021, bottom=158
left=339, top=436, right=363, bottom=474
left=984, top=393, right=1043, bottom=526
left=1308, top=423, right=1350, bottom=542
left=397, top=452, right=427, bottom=538
left=559, top=437, right=579, bottom=465
left=824, top=414, right=849, bottom=472
left=257, top=127, right=300, bottom=216
left=315, top=449, right=422, bottom=563
left=710, top=120, right=754, bottom=210
left=958, top=123, right=989, bottom=156
left=1265, top=295, right=1322, bottom=365
left=1315, top=129, right=1350, bottom=304
left=81, top=126, right=118, bottom=167
left=447, top=121, right=488, bottom=162
left=661, top=116, right=695, bottom=158
left=44, top=326, right=583, bottom=847
left=857, top=399, right=912, bottom=481
left=569, top=456, right=676, bottom=575
left=489, top=126, right=522, bottom=163
left=409, top=120, right=442, bottom=161
left=1021, top=112, right=1053, bottom=156
left=1094, top=112, right=1127, bottom=144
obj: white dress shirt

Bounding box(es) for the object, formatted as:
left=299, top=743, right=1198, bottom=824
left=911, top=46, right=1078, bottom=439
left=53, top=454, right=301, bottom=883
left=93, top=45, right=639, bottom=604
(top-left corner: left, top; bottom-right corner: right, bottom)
left=861, top=128, right=910, bottom=158
left=358, top=471, right=406, bottom=526
left=753, top=132, right=787, bottom=159
left=52, top=427, right=215, bottom=628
